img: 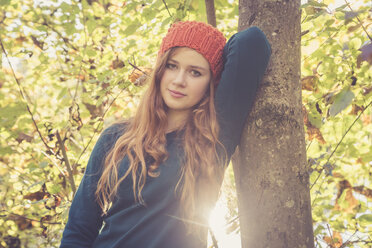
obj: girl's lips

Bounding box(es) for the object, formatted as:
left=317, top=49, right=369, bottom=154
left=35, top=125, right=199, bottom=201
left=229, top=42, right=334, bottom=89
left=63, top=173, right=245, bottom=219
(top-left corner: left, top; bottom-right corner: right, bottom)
left=168, top=89, right=186, bottom=98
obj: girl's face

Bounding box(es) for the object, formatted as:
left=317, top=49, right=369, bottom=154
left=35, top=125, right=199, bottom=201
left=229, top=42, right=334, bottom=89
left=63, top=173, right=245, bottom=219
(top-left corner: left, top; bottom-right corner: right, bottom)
left=160, top=47, right=211, bottom=116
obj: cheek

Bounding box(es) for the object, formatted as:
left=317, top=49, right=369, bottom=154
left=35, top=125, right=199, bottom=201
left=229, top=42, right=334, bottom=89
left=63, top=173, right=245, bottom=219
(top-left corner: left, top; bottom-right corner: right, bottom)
left=193, top=82, right=210, bottom=100
left=160, top=72, right=170, bottom=88
left=160, top=76, right=167, bottom=93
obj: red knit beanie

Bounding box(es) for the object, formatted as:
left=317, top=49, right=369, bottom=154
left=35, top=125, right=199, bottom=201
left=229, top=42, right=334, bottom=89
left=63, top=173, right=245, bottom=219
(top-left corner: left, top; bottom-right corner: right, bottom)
left=159, top=21, right=226, bottom=80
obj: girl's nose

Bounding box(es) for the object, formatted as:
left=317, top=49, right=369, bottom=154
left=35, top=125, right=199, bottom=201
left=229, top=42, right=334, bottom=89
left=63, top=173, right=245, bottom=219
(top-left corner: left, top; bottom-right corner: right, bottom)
left=172, top=70, right=187, bottom=87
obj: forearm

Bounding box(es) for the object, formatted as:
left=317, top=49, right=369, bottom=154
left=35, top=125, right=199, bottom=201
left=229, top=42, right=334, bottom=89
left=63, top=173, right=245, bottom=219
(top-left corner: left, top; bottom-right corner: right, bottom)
left=215, top=26, right=272, bottom=158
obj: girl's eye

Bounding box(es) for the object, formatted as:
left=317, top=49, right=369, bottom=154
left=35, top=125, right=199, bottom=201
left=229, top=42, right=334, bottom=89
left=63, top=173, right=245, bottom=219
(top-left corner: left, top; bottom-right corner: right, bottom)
left=190, top=70, right=201, bottom=77
left=166, top=63, right=176, bottom=69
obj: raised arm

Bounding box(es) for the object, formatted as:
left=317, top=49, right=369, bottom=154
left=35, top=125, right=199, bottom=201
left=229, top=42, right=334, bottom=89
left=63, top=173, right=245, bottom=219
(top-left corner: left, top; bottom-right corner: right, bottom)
left=215, top=26, right=271, bottom=159
left=60, top=126, right=119, bottom=247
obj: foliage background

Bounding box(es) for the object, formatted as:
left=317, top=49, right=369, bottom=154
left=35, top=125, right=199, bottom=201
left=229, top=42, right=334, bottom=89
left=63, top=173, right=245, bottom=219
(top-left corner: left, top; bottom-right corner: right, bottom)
left=0, top=0, right=371, bottom=247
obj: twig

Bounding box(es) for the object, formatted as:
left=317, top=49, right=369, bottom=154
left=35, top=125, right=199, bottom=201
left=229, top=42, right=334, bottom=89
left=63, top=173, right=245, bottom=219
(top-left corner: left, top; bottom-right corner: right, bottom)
left=310, top=100, right=371, bottom=191
left=71, top=1, right=89, bottom=104
left=18, top=17, right=78, bottom=51
left=209, top=227, right=219, bottom=248
left=162, top=0, right=173, bottom=18
left=326, top=224, right=335, bottom=246
left=344, top=0, right=372, bottom=41
left=302, top=30, right=340, bottom=62
left=128, top=60, right=149, bottom=76
left=56, top=131, right=76, bottom=195
left=74, top=84, right=128, bottom=168
left=39, top=149, right=66, bottom=177
left=0, top=38, right=53, bottom=153
left=0, top=13, right=6, bottom=24
left=306, top=139, right=313, bottom=151
left=340, top=230, right=358, bottom=248
left=340, top=239, right=372, bottom=247
left=0, top=158, right=34, bottom=183
left=225, top=214, right=240, bottom=226
left=0, top=211, right=61, bottom=225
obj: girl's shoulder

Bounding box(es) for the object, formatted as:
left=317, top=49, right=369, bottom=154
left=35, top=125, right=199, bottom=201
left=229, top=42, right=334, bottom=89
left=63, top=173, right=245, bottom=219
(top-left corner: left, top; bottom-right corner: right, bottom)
left=102, top=121, right=127, bottom=137
left=98, top=121, right=128, bottom=151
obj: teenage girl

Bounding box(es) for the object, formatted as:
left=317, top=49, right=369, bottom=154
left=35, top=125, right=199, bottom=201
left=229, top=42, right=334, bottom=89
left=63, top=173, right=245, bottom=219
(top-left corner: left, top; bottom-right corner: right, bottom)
left=60, top=21, right=271, bottom=248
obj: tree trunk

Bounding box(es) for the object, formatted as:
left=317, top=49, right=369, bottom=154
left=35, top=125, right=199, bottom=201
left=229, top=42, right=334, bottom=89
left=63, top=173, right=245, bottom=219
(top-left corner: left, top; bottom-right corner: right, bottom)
left=233, top=1, right=314, bottom=247
left=205, top=0, right=216, bottom=27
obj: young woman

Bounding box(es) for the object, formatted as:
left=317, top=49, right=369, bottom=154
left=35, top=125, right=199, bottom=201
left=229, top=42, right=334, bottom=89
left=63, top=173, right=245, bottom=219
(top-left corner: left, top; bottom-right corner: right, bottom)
left=60, top=21, right=271, bottom=248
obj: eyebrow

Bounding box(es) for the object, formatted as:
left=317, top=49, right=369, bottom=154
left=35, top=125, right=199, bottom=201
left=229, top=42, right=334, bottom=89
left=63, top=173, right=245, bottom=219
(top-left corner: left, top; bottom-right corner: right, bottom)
left=168, top=59, right=208, bottom=72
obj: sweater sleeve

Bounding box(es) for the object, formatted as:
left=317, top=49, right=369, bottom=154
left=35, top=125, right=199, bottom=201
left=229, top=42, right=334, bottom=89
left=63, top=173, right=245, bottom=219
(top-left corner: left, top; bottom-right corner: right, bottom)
left=60, top=126, right=120, bottom=247
left=215, top=26, right=271, bottom=159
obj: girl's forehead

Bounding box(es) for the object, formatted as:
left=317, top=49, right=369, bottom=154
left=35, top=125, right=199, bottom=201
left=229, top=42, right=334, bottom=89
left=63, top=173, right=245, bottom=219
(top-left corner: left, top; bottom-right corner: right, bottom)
left=169, top=47, right=210, bottom=69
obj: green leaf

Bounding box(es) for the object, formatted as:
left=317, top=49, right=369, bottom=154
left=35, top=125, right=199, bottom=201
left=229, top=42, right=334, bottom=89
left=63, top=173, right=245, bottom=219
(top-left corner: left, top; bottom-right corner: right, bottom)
left=337, top=190, right=349, bottom=209
left=307, top=0, right=327, bottom=7
left=349, top=37, right=362, bottom=50
left=39, top=161, right=48, bottom=169
left=46, top=182, right=61, bottom=194
left=361, top=150, right=372, bottom=163
left=27, top=162, right=39, bottom=173
left=304, top=6, right=316, bottom=15
left=0, top=0, right=10, bottom=6
left=36, top=25, right=48, bottom=32
left=64, top=23, right=77, bottom=36
left=153, top=0, right=163, bottom=9
left=329, top=88, right=355, bottom=117
left=103, top=16, right=114, bottom=26
left=86, top=18, right=96, bottom=34
left=17, top=116, right=32, bottom=129
left=143, top=8, right=156, bottom=21
left=335, top=4, right=348, bottom=11
left=26, top=181, right=45, bottom=191
left=161, top=16, right=173, bottom=27
left=323, top=0, right=335, bottom=5
left=85, top=47, right=97, bottom=57
left=332, top=220, right=345, bottom=230
left=314, top=224, right=325, bottom=235
left=57, top=87, right=69, bottom=100
left=309, top=111, right=322, bottom=128
left=0, top=146, right=13, bottom=155
left=0, top=102, right=28, bottom=128
left=123, top=23, right=141, bottom=36
left=197, top=0, right=207, bottom=22
left=60, top=2, right=71, bottom=12
left=357, top=214, right=372, bottom=227
left=324, top=19, right=335, bottom=27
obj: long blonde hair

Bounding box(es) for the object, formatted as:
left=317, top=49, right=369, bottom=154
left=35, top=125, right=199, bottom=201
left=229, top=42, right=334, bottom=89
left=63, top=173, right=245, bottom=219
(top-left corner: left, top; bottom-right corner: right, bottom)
left=95, top=48, right=226, bottom=228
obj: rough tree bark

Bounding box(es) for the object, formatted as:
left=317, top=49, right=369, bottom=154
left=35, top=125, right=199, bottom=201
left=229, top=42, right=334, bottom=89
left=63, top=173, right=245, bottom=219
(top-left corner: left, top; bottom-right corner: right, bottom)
left=205, top=0, right=216, bottom=27
left=233, top=0, right=314, bottom=247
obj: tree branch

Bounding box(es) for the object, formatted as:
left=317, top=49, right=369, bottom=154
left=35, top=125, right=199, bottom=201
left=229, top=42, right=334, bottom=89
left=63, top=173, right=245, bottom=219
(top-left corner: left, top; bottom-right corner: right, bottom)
left=41, top=17, right=79, bottom=51
left=208, top=227, right=219, bottom=248
left=353, top=185, right=372, bottom=199
left=344, top=0, right=372, bottom=41
left=1, top=211, right=61, bottom=225
left=71, top=1, right=89, bottom=104
left=0, top=38, right=53, bottom=154
left=56, top=131, right=76, bottom=196
left=311, top=101, right=372, bottom=197
left=128, top=60, right=149, bottom=76
left=162, top=0, right=173, bottom=18
left=74, top=83, right=128, bottom=169
left=205, top=0, right=216, bottom=27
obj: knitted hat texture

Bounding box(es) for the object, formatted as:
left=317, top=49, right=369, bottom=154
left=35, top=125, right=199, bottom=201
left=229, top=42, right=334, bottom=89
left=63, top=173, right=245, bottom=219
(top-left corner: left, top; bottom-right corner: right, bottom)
left=159, top=21, right=226, bottom=80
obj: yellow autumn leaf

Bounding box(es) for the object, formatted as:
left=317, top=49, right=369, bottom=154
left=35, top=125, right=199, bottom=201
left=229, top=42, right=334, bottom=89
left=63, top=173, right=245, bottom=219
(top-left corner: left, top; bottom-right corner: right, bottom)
left=323, top=0, right=335, bottom=5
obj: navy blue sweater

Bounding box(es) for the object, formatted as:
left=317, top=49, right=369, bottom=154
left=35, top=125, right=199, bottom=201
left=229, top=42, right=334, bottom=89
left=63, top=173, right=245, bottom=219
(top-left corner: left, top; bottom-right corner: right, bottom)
left=60, top=26, right=271, bottom=248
